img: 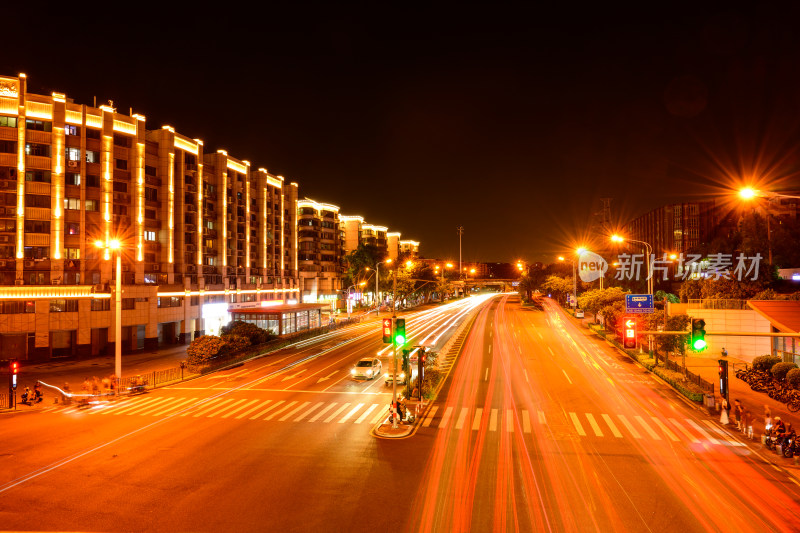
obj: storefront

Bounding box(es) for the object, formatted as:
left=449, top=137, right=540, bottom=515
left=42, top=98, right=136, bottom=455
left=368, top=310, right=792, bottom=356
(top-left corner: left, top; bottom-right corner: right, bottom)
left=229, top=303, right=326, bottom=336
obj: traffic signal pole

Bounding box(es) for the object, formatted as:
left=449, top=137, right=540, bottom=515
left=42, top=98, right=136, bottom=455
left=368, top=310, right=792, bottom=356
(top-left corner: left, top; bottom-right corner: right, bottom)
left=391, top=270, right=398, bottom=429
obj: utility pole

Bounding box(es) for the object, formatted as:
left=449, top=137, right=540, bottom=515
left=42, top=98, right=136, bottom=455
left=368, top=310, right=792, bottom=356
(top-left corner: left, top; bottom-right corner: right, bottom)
left=391, top=268, right=398, bottom=428
left=457, top=225, right=464, bottom=296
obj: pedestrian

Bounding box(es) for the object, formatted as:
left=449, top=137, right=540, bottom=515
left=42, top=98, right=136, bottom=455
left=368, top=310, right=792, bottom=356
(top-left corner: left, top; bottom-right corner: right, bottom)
left=91, top=376, right=99, bottom=396
left=734, top=399, right=743, bottom=430
left=721, top=347, right=728, bottom=357
left=720, top=398, right=729, bottom=425
left=741, top=409, right=749, bottom=436
left=82, top=377, right=91, bottom=393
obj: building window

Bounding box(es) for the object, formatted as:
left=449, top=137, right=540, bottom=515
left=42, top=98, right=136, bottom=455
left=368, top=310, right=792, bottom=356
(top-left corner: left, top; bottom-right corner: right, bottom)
left=25, top=119, right=52, bottom=132
left=85, top=199, right=98, bottom=211
left=65, top=173, right=80, bottom=186
left=0, top=300, right=34, bottom=314
left=145, top=230, right=156, bottom=241
left=145, top=165, right=156, bottom=177
left=190, top=295, right=199, bottom=306
left=64, top=247, right=80, bottom=259
left=145, top=209, right=155, bottom=219
left=25, top=170, right=51, bottom=183
left=65, top=125, right=80, bottom=136
left=0, top=116, right=18, bottom=128
left=115, top=159, right=128, bottom=170
left=25, top=143, right=50, bottom=157
left=23, top=246, right=48, bottom=259
left=157, top=296, right=183, bottom=308
left=85, top=128, right=101, bottom=140
left=66, top=147, right=81, bottom=161
left=112, top=205, right=128, bottom=216
left=64, top=197, right=81, bottom=210
left=50, top=299, right=79, bottom=312
left=23, top=221, right=50, bottom=233
left=86, top=175, right=100, bottom=188
left=85, top=150, right=99, bottom=164
left=24, top=194, right=50, bottom=208
left=0, top=140, right=16, bottom=153
left=144, top=273, right=157, bottom=284
left=145, top=187, right=158, bottom=201
left=113, top=134, right=131, bottom=148
left=113, top=181, right=127, bottom=193
left=122, top=298, right=135, bottom=310
left=90, top=299, right=110, bottom=311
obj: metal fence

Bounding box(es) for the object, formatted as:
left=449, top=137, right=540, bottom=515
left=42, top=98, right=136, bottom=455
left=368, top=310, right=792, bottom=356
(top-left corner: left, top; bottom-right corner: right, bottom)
left=659, top=356, right=714, bottom=392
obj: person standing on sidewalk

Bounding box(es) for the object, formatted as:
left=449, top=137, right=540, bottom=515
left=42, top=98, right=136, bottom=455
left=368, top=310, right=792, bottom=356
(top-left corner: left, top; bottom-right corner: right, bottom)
left=720, top=398, right=730, bottom=425
left=733, top=399, right=743, bottom=430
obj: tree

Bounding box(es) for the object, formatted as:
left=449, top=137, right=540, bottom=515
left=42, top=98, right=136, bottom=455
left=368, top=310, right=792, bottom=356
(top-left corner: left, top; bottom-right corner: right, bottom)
left=343, top=244, right=386, bottom=293
left=187, top=335, right=230, bottom=365
left=642, top=311, right=690, bottom=359
left=599, top=300, right=626, bottom=332
left=577, top=287, right=627, bottom=323
left=541, top=275, right=573, bottom=304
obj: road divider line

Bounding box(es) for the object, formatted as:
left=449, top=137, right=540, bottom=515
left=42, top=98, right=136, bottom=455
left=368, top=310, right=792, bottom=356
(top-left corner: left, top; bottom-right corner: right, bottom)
left=455, top=407, right=469, bottom=430
left=489, top=409, right=498, bottom=432
left=324, top=403, right=351, bottom=423
left=569, top=412, right=586, bottom=436
left=651, top=417, right=680, bottom=442
left=236, top=400, right=271, bottom=419
left=635, top=416, right=661, bottom=440
left=339, top=403, right=364, bottom=423
left=538, top=410, right=546, bottom=424
left=422, top=406, right=439, bottom=427
left=251, top=400, right=283, bottom=420
left=506, top=410, right=514, bottom=432
left=439, top=406, right=454, bottom=429
left=279, top=401, right=311, bottom=422
left=221, top=399, right=259, bottom=419
left=355, top=404, right=379, bottom=424
left=265, top=401, right=298, bottom=421
left=524, top=370, right=529, bottom=383
left=585, top=413, right=603, bottom=436
left=617, top=415, right=642, bottom=439
left=522, top=410, right=531, bottom=433
left=601, top=414, right=622, bottom=438
left=687, top=419, right=720, bottom=445
left=295, top=402, right=325, bottom=422
left=472, top=408, right=484, bottom=431
left=207, top=399, right=248, bottom=418
left=562, top=369, right=572, bottom=385
left=538, top=331, right=544, bottom=340
left=485, top=368, right=489, bottom=381
left=547, top=347, right=554, bottom=356
left=309, top=403, right=337, bottom=422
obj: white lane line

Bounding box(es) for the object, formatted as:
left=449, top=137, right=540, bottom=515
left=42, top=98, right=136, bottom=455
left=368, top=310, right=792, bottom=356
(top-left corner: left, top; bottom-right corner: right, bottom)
left=601, top=414, right=623, bottom=438
left=207, top=399, right=248, bottom=418
left=687, top=419, right=720, bottom=445
left=562, top=369, right=572, bottom=385
left=668, top=417, right=700, bottom=443
left=455, top=407, right=469, bottom=430
left=617, top=415, right=642, bottom=439
left=324, top=403, right=351, bottom=423
left=489, top=409, right=498, bottom=432
left=266, top=401, right=298, bottom=421
left=522, top=410, right=531, bottom=433
left=485, top=368, right=489, bottom=381
left=339, top=403, right=364, bottom=423
left=472, top=408, right=484, bottom=431
left=295, top=402, right=325, bottom=422
left=355, top=404, right=379, bottom=424
left=135, top=398, right=185, bottom=416
left=506, top=410, right=514, bottom=432
left=439, top=406, right=454, bottom=429
left=702, top=421, right=745, bottom=446
left=235, top=400, right=271, bottom=419
left=279, top=401, right=311, bottom=422
left=524, top=370, right=529, bottom=383
left=422, top=406, right=438, bottom=427
left=124, top=397, right=171, bottom=416
left=586, top=414, right=603, bottom=436
left=635, top=416, right=661, bottom=440
left=651, top=417, right=680, bottom=442
left=538, top=331, right=544, bottom=340
left=569, top=412, right=586, bottom=436
left=548, top=346, right=554, bottom=356
left=91, top=398, right=136, bottom=415
left=189, top=398, right=234, bottom=418
left=222, top=399, right=259, bottom=419
left=371, top=407, right=388, bottom=424
left=489, top=345, right=492, bottom=354
left=152, top=398, right=197, bottom=417
left=251, top=400, right=283, bottom=420
left=309, top=403, right=337, bottom=422
left=103, top=397, right=158, bottom=415
left=538, top=410, right=546, bottom=424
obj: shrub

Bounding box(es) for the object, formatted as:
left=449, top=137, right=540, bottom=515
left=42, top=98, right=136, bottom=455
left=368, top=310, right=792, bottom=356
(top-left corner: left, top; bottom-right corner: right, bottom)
left=771, top=362, right=798, bottom=381
left=221, top=334, right=250, bottom=352
left=753, top=355, right=781, bottom=372
left=787, top=368, right=800, bottom=389
left=187, top=335, right=229, bottom=365
left=221, top=321, right=274, bottom=345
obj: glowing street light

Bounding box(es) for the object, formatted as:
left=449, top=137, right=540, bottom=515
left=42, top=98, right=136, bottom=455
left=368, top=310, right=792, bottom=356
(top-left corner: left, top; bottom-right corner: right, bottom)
left=95, top=238, right=123, bottom=393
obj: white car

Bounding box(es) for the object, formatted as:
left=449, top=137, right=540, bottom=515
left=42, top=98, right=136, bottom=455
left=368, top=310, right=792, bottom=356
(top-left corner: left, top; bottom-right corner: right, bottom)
left=351, top=358, right=382, bottom=380
left=575, top=309, right=585, bottom=318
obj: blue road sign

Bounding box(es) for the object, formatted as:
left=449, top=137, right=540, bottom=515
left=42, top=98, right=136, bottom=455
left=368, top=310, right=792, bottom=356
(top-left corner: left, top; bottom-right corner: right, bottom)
left=625, top=294, right=654, bottom=314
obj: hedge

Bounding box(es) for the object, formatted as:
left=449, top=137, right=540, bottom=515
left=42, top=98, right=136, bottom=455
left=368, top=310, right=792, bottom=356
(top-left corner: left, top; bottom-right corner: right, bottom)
left=753, top=355, right=782, bottom=372
left=771, top=361, right=798, bottom=381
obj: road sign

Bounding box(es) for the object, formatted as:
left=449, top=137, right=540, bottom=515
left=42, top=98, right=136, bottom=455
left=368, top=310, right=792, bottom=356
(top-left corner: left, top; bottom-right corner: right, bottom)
left=625, top=294, right=653, bottom=314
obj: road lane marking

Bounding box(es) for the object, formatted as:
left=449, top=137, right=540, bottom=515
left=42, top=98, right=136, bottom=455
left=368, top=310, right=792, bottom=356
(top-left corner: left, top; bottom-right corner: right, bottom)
left=236, top=400, right=271, bottom=419
left=489, top=409, right=498, bottom=431
left=439, top=406, right=454, bottom=429
left=371, top=407, right=387, bottom=424
left=89, top=399, right=136, bottom=415
left=651, top=417, right=680, bottom=442
left=617, top=415, right=642, bottom=439
left=355, top=404, right=379, bottom=424
left=316, top=371, right=338, bottom=384
left=422, top=406, right=438, bottom=427
left=134, top=398, right=186, bottom=416
left=152, top=398, right=197, bottom=416
left=635, top=416, right=661, bottom=440
left=562, top=370, right=572, bottom=385
left=324, top=403, right=351, bottom=423
left=279, top=401, right=311, bottom=421
left=124, top=397, right=173, bottom=416
left=586, top=414, right=603, bottom=436
left=101, top=397, right=157, bottom=415
left=538, top=410, right=546, bottom=424
left=309, top=403, right=337, bottom=422
left=265, top=401, right=298, bottom=420
left=524, top=370, right=529, bottom=383
left=339, top=403, right=364, bottom=423
left=601, top=414, right=623, bottom=438
left=522, top=410, right=531, bottom=433
left=472, top=408, right=484, bottom=431
left=668, top=418, right=700, bottom=443
left=701, top=421, right=745, bottom=446
left=506, top=410, right=514, bottom=432
left=221, top=399, right=259, bottom=419
left=295, top=402, right=325, bottom=421
left=193, top=399, right=234, bottom=418
left=569, top=412, right=586, bottom=436
left=250, top=400, right=283, bottom=420
left=489, top=345, right=492, bottom=354
left=208, top=399, right=248, bottom=418
left=485, top=368, right=488, bottom=381
left=455, top=407, right=469, bottom=430
left=538, top=331, right=544, bottom=340
left=548, top=347, right=554, bottom=356
left=687, top=419, right=720, bottom=445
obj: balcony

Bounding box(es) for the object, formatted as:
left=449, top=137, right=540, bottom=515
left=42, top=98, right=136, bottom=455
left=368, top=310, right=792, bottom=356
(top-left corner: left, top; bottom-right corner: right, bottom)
left=145, top=176, right=162, bottom=187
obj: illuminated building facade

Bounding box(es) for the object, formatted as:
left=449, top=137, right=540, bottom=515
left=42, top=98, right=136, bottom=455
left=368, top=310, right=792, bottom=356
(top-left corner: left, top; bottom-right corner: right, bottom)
left=297, top=198, right=345, bottom=304
left=0, top=73, right=298, bottom=360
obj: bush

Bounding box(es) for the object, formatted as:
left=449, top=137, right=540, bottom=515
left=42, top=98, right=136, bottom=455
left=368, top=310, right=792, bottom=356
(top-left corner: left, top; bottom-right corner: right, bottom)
left=787, top=368, right=800, bottom=389
left=221, top=334, right=250, bottom=352
left=221, top=321, right=274, bottom=345
left=753, top=355, right=782, bottom=372
left=771, top=362, right=798, bottom=381
left=187, top=335, right=229, bottom=365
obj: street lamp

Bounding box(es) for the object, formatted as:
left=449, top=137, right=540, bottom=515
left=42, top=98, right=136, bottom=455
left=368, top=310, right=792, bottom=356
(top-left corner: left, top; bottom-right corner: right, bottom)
left=558, top=247, right=585, bottom=309
left=368, top=258, right=392, bottom=317
left=611, top=234, right=653, bottom=296
left=95, top=238, right=122, bottom=394
left=738, top=187, right=800, bottom=265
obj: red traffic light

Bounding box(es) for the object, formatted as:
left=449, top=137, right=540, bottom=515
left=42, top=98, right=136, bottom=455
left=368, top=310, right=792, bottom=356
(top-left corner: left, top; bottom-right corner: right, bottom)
left=381, top=318, right=392, bottom=344
left=623, top=317, right=637, bottom=349
left=9, top=360, right=18, bottom=374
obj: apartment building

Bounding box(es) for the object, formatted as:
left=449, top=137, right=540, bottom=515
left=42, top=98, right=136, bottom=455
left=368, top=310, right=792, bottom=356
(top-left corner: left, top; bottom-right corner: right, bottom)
left=399, top=239, right=420, bottom=258
left=625, top=201, right=717, bottom=257
left=297, top=198, right=345, bottom=305
left=0, top=73, right=298, bottom=361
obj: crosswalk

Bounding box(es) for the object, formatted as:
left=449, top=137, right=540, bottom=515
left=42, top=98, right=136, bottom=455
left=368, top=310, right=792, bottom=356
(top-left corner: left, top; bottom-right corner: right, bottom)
left=419, top=406, right=745, bottom=447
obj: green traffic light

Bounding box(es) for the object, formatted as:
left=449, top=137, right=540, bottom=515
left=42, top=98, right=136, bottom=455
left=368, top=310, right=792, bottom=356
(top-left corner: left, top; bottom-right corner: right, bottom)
left=395, top=335, right=406, bottom=345
left=693, top=338, right=707, bottom=350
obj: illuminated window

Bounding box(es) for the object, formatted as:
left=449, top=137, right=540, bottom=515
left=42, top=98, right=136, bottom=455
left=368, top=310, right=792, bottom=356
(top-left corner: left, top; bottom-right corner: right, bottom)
left=0, top=116, right=17, bottom=128
left=67, top=223, right=80, bottom=235
left=84, top=199, right=98, bottom=211
left=64, top=197, right=81, bottom=210
left=65, top=125, right=80, bottom=136
left=25, top=170, right=51, bottom=183
left=64, top=247, right=80, bottom=259
left=66, top=147, right=81, bottom=161
left=50, top=299, right=79, bottom=312
left=144, top=231, right=156, bottom=241
left=85, top=150, right=99, bottom=164
left=25, top=119, right=51, bottom=132
left=65, top=173, right=80, bottom=186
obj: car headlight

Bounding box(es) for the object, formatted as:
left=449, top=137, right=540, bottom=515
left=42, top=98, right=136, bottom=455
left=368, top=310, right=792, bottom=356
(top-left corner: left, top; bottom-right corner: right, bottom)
left=366, top=370, right=373, bottom=376
left=350, top=369, right=356, bottom=375
left=399, top=373, right=405, bottom=379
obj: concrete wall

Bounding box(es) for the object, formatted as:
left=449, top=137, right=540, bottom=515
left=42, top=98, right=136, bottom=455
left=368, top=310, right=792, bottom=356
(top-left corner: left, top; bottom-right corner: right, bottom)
left=686, top=309, right=771, bottom=363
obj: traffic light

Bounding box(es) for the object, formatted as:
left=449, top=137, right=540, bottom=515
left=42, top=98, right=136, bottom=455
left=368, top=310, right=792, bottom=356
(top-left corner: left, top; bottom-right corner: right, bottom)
left=382, top=318, right=392, bottom=344
left=418, top=347, right=426, bottom=386
left=9, top=359, right=18, bottom=390
left=691, top=318, right=707, bottom=351
left=401, top=349, right=410, bottom=373
left=394, top=318, right=406, bottom=345
left=718, top=359, right=728, bottom=400
left=623, top=317, right=637, bottom=349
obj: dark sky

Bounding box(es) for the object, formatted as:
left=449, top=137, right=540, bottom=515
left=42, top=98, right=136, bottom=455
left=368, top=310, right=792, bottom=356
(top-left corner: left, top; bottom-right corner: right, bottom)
left=5, top=5, right=800, bottom=262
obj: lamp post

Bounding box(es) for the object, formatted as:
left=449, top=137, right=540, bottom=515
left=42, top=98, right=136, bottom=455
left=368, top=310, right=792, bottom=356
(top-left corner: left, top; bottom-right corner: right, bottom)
left=95, top=239, right=122, bottom=394
left=369, top=259, right=392, bottom=317
left=738, top=188, right=800, bottom=266
left=559, top=247, right=586, bottom=310
left=611, top=234, right=652, bottom=296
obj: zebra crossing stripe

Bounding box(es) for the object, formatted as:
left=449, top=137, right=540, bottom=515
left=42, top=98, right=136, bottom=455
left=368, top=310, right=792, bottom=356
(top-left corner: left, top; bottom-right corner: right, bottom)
left=538, top=410, right=546, bottom=424
left=208, top=399, right=248, bottom=418
left=124, top=397, right=173, bottom=415
left=102, top=397, right=157, bottom=415
left=324, top=403, right=351, bottom=423
left=355, top=404, right=378, bottom=424
left=617, top=415, right=641, bottom=439
left=193, top=399, right=234, bottom=418
left=236, top=400, right=271, bottom=419
left=651, top=417, right=680, bottom=442
left=569, top=412, right=586, bottom=436
left=439, top=407, right=454, bottom=429
left=295, top=402, right=325, bottom=422
left=506, top=410, right=514, bottom=432
left=339, top=403, right=364, bottom=423
left=585, top=413, right=603, bottom=436
left=370, top=407, right=387, bottom=424
left=251, top=400, right=283, bottom=420
left=686, top=419, right=719, bottom=445
left=455, top=407, right=469, bottom=430
left=522, top=410, right=531, bottom=434
left=472, top=408, right=484, bottom=431
left=489, top=409, right=498, bottom=432
left=221, top=399, right=259, bottom=419
left=91, top=399, right=135, bottom=414
left=422, top=406, right=438, bottom=427
left=141, top=397, right=194, bottom=416
left=701, top=420, right=744, bottom=446
left=265, top=401, right=298, bottom=421
left=114, top=397, right=164, bottom=415
left=309, top=403, right=337, bottom=422
left=635, top=416, right=660, bottom=440
left=668, top=418, right=699, bottom=443
left=601, top=414, right=623, bottom=438
left=279, top=401, right=310, bottom=422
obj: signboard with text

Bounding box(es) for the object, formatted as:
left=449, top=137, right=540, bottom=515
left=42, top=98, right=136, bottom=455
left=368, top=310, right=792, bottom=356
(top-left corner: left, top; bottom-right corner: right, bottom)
left=625, top=294, right=653, bottom=314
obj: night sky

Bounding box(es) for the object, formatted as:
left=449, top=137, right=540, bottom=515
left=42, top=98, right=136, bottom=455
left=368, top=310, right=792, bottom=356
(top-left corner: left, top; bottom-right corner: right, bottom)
left=5, top=5, right=800, bottom=262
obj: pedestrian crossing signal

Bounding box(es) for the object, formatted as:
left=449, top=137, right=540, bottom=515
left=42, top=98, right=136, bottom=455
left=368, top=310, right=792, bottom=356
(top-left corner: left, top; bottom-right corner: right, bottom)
left=623, top=317, right=637, bottom=349
left=382, top=318, right=392, bottom=344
